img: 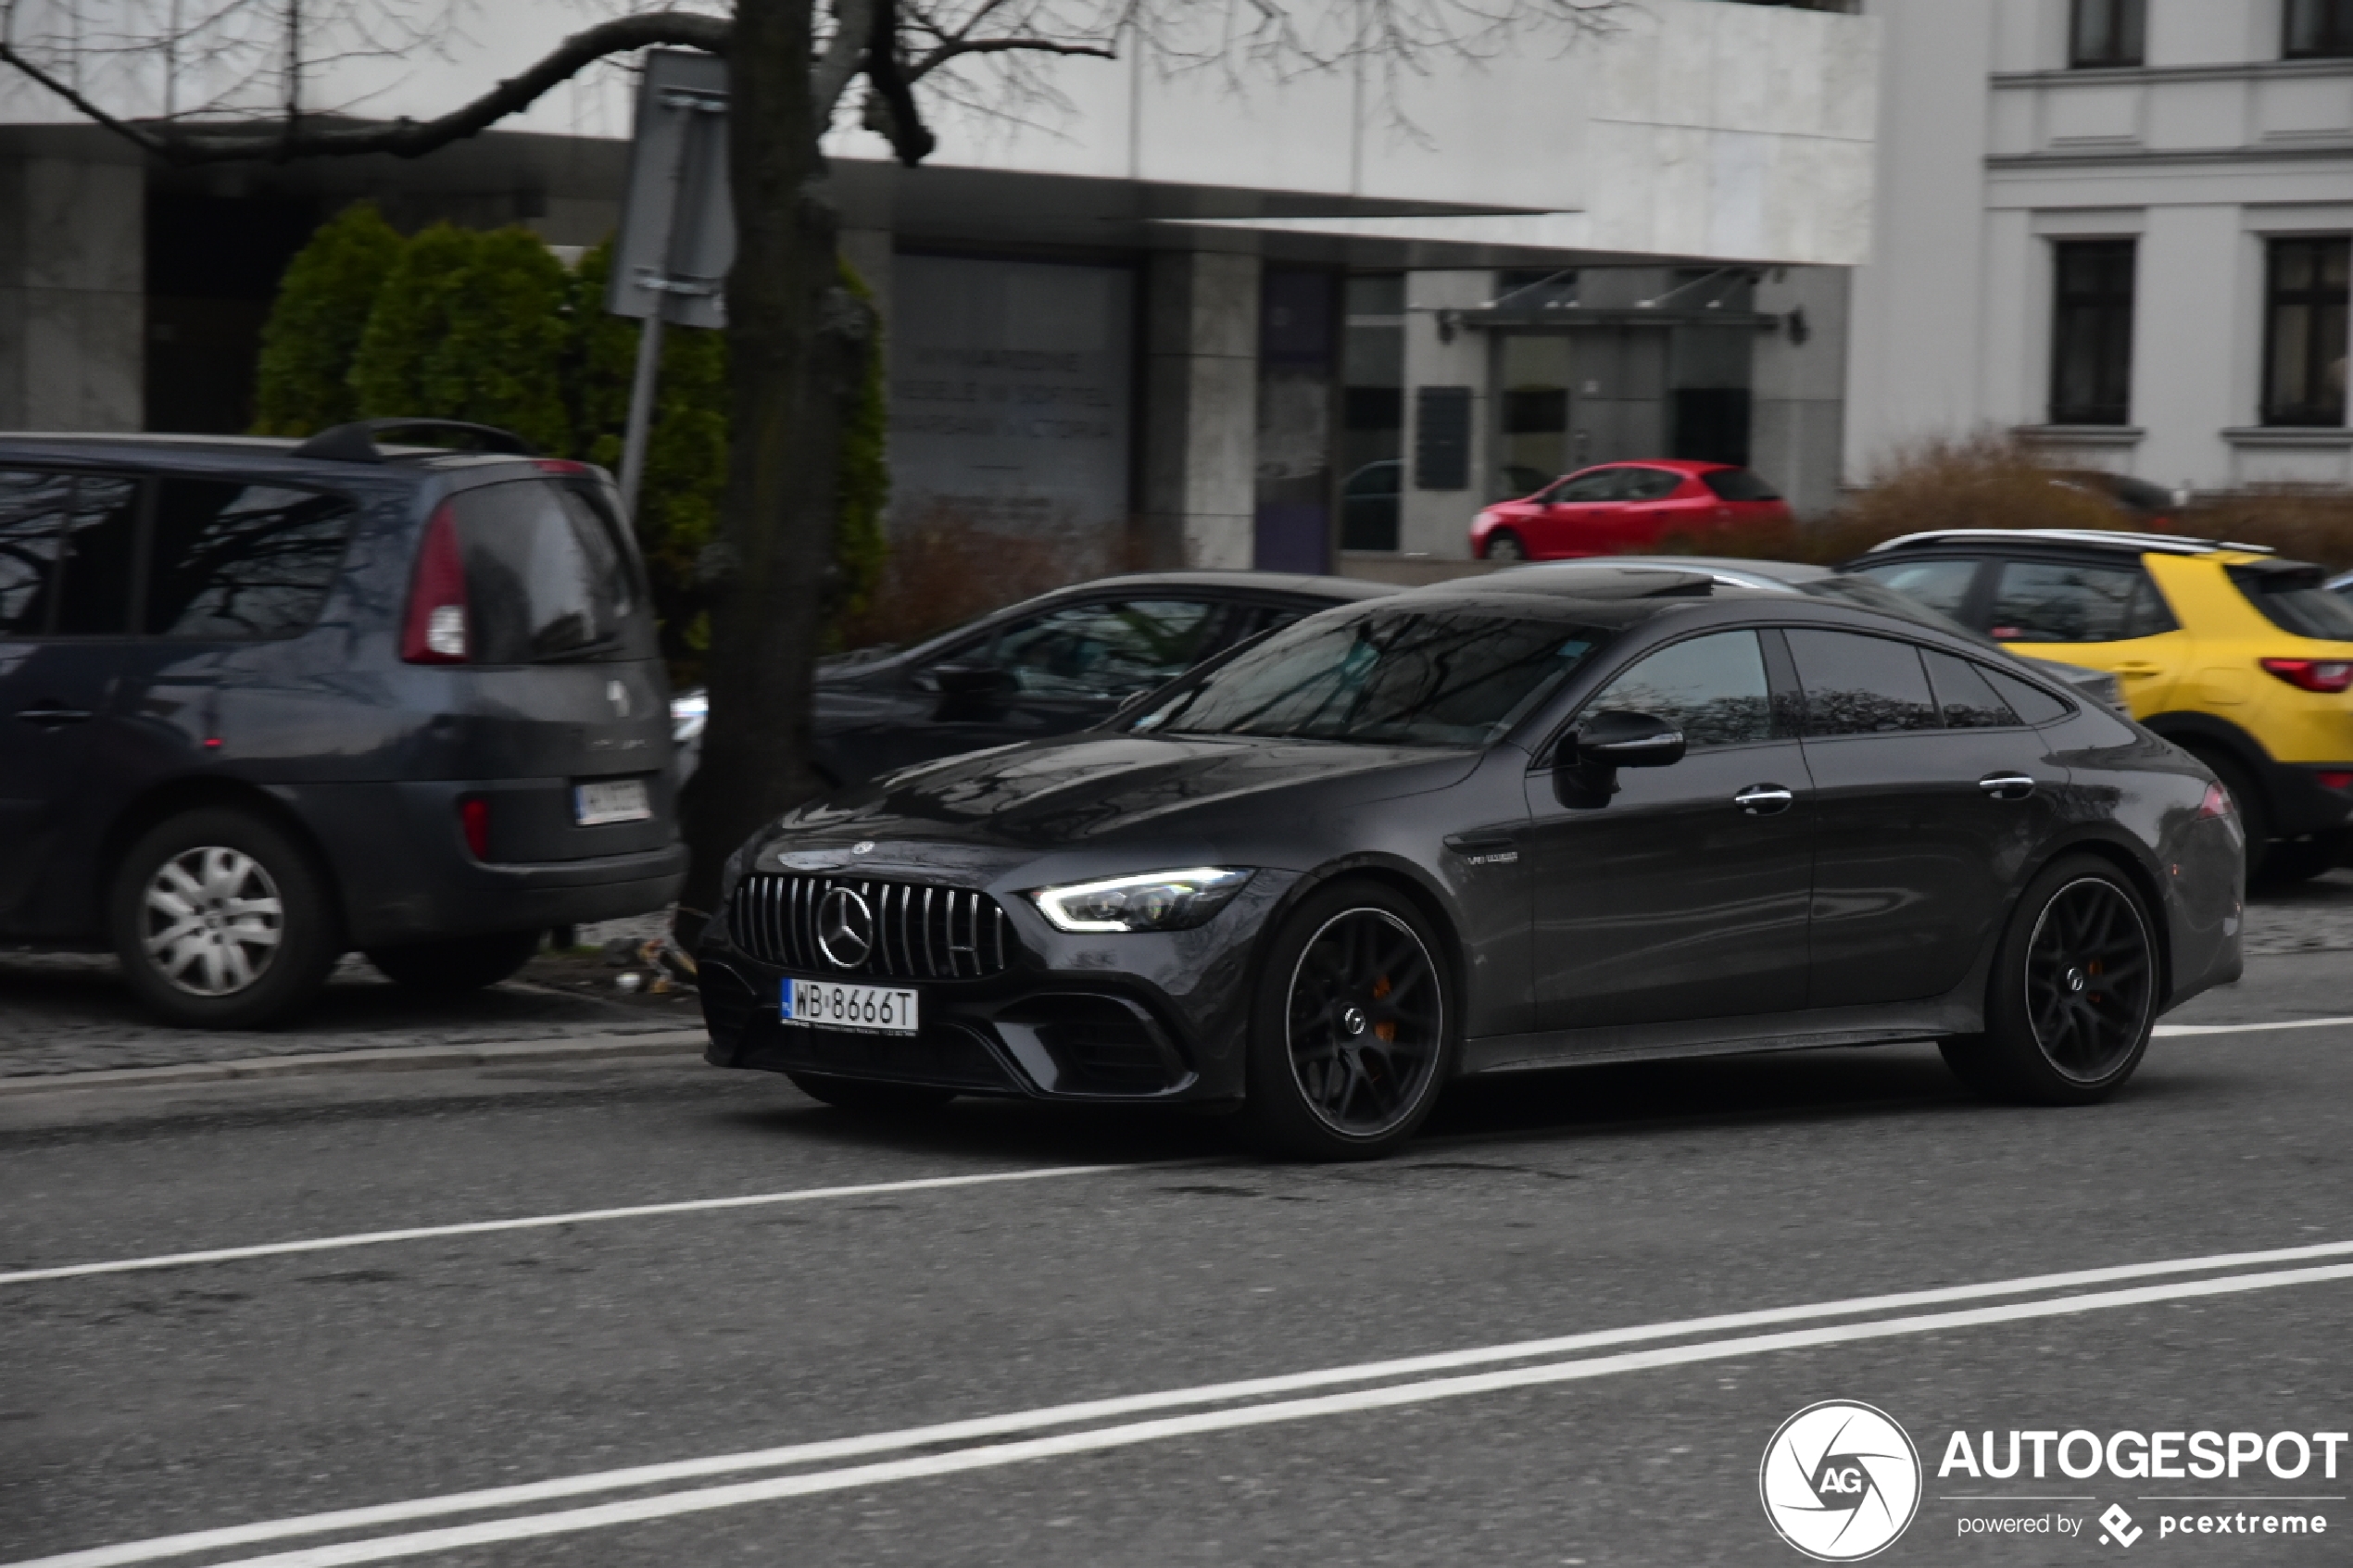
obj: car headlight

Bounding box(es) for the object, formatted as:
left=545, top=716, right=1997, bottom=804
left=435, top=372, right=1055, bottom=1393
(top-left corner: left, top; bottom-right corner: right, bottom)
left=1027, top=868, right=1253, bottom=934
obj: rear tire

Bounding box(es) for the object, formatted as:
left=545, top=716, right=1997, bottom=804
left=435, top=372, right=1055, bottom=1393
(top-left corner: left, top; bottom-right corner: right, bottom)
left=1239, top=880, right=1454, bottom=1160
left=365, top=931, right=542, bottom=992
left=1481, top=530, right=1527, bottom=563
left=786, top=1073, right=955, bottom=1113
left=1942, top=853, right=2157, bottom=1106
left=110, top=807, right=340, bottom=1030
left=2257, top=829, right=2347, bottom=886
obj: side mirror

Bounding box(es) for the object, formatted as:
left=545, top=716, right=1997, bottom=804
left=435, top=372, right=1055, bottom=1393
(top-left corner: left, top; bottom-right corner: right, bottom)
left=1574, top=709, right=1685, bottom=767
left=919, top=662, right=1013, bottom=717
left=1554, top=709, right=1683, bottom=809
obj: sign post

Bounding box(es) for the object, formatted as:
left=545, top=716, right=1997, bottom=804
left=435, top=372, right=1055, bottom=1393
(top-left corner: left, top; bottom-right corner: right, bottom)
left=608, top=49, right=735, bottom=520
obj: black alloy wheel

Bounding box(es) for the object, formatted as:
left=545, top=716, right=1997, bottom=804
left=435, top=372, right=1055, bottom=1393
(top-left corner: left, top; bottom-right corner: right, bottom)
left=1942, top=854, right=2157, bottom=1105
left=1243, top=881, right=1453, bottom=1159
left=1482, top=531, right=1527, bottom=563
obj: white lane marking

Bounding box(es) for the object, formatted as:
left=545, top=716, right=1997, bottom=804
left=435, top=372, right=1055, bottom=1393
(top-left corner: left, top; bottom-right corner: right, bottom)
left=74, top=1260, right=2353, bottom=1568
left=22, top=1236, right=2353, bottom=1568
left=2156, top=1013, right=2353, bottom=1037
left=0, top=1165, right=1151, bottom=1287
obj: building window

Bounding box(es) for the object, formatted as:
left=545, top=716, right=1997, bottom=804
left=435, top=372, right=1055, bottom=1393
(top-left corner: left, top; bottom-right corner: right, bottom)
left=2049, top=240, right=2136, bottom=426
left=2285, top=0, right=2353, bottom=58
left=2070, top=0, right=2145, bottom=68
left=2263, top=238, right=2350, bottom=427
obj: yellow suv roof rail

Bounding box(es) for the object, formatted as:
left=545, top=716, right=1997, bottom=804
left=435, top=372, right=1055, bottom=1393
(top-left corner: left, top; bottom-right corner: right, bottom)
left=1864, top=528, right=2275, bottom=558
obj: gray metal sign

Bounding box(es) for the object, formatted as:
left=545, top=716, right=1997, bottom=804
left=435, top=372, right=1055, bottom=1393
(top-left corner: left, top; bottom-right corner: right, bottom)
left=608, top=48, right=732, bottom=332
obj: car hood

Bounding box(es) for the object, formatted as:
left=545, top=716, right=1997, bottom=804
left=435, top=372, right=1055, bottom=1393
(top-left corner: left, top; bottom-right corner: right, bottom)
left=760, top=732, right=1481, bottom=863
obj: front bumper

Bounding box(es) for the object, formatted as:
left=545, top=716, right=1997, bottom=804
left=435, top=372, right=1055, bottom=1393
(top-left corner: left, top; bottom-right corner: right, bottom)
left=697, top=870, right=1294, bottom=1102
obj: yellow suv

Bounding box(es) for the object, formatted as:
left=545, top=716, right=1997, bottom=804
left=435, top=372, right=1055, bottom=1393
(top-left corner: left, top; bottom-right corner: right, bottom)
left=1844, top=529, right=2353, bottom=880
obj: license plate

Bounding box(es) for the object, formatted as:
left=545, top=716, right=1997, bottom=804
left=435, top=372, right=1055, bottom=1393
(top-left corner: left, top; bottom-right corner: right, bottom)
left=573, top=778, right=652, bottom=826
left=781, top=977, right=920, bottom=1035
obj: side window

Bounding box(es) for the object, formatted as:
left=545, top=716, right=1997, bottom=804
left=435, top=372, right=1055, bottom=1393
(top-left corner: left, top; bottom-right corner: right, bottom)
left=0, top=470, right=138, bottom=637
left=1983, top=667, right=2072, bottom=726
left=1921, top=649, right=2022, bottom=729
left=1849, top=558, right=1982, bottom=621
left=1787, top=629, right=1941, bottom=736
left=988, top=598, right=1220, bottom=699
left=0, top=470, right=76, bottom=636
left=145, top=480, right=359, bottom=640
left=1988, top=559, right=2176, bottom=643
left=1621, top=469, right=1683, bottom=501
left=1546, top=468, right=1628, bottom=505
left=1584, top=630, right=1774, bottom=749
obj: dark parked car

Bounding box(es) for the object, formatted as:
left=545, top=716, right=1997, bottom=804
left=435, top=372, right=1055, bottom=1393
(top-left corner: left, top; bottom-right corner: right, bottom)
left=698, top=565, right=2243, bottom=1158
left=0, top=421, right=682, bottom=1027
left=673, top=571, right=1400, bottom=786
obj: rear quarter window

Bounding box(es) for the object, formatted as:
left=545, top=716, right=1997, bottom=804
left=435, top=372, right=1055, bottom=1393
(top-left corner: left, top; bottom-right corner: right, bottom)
left=2228, top=564, right=2353, bottom=642
left=146, top=479, right=359, bottom=639
left=448, top=480, right=651, bottom=664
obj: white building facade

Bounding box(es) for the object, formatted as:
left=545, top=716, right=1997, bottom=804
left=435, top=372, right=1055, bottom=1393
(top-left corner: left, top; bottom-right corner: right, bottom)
left=1849, top=0, right=2353, bottom=495
left=2, top=0, right=1879, bottom=569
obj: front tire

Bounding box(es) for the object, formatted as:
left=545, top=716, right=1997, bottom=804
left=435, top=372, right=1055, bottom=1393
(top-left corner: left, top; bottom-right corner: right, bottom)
left=365, top=931, right=543, bottom=992
left=1942, top=854, right=2157, bottom=1105
left=110, top=808, right=340, bottom=1029
left=1481, top=530, right=1527, bottom=563
left=1240, top=881, right=1454, bottom=1160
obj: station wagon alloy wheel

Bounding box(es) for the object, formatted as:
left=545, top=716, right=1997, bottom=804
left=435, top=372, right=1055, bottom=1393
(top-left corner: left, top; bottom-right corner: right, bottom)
left=1285, top=908, right=1445, bottom=1137
left=142, top=847, right=285, bottom=997
left=2023, top=876, right=2155, bottom=1084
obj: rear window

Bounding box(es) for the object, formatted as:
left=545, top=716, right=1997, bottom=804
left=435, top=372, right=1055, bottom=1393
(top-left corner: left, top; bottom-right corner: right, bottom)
left=2229, top=563, right=2353, bottom=642
left=448, top=481, right=649, bottom=664
left=1701, top=469, right=1780, bottom=502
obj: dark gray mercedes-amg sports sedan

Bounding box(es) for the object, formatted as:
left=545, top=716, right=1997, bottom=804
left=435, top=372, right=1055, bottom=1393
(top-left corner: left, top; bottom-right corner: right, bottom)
left=698, top=565, right=2245, bottom=1159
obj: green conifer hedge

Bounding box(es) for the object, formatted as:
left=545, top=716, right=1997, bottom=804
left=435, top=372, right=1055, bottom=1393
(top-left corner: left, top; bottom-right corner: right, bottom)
left=250, top=203, right=403, bottom=435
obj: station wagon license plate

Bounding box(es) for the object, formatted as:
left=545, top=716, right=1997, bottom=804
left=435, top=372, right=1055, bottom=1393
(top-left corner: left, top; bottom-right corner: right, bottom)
left=573, top=778, right=652, bottom=826
left=780, top=977, right=920, bottom=1035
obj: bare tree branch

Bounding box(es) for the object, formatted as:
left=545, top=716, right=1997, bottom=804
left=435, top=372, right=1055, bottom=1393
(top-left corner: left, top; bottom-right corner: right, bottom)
left=1, top=8, right=729, bottom=164
left=808, top=0, right=875, bottom=130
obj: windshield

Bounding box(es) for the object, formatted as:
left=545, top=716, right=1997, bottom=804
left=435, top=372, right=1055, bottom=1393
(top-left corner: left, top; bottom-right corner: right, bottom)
left=1126, top=606, right=1601, bottom=748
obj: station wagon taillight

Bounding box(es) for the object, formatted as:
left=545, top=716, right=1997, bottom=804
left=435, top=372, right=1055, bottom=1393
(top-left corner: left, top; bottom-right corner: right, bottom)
left=400, top=504, right=471, bottom=664
left=2259, top=658, right=2353, bottom=694
left=459, top=797, right=491, bottom=859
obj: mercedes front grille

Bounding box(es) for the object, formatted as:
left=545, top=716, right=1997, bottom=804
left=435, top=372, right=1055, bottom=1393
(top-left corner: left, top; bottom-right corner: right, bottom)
left=727, top=874, right=1014, bottom=980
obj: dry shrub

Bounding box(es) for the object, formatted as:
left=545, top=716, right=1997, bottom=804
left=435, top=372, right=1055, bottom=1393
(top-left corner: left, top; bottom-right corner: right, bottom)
left=2181, top=489, right=2353, bottom=573
left=835, top=498, right=1144, bottom=650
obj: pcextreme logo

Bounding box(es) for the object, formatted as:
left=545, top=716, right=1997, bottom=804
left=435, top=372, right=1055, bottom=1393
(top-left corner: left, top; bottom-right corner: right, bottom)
left=1761, top=1400, right=1925, bottom=1562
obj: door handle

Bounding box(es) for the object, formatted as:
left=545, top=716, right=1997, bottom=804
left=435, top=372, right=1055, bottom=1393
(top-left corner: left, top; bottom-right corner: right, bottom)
left=15, top=705, right=94, bottom=726
left=2114, top=661, right=2163, bottom=676
left=1980, top=772, right=2037, bottom=800
left=1733, top=784, right=1795, bottom=816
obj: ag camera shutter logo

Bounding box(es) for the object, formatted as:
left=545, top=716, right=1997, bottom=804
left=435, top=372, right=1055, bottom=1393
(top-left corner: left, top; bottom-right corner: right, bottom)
left=1760, top=1400, right=1923, bottom=1561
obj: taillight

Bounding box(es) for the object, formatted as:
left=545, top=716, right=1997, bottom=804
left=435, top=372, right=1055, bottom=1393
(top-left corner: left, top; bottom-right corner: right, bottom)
left=458, top=797, right=491, bottom=859
left=2198, top=783, right=2233, bottom=819
left=2318, top=771, right=2353, bottom=793
left=401, top=504, right=470, bottom=664
left=2259, top=658, right=2353, bottom=693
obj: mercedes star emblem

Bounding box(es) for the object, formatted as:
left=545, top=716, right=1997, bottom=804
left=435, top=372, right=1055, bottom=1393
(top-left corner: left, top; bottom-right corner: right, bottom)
left=816, top=886, right=875, bottom=969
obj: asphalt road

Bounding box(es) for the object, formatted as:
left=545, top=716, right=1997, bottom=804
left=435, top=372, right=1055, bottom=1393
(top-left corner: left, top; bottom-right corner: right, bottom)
left=6, top=955, right=2352, bottom=1568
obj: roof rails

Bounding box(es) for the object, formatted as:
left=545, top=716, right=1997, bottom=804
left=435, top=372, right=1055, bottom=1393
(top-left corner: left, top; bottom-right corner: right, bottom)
left=1864, top=528, right=2274, bottom=558
left=290, top=420, right=540, bottom=464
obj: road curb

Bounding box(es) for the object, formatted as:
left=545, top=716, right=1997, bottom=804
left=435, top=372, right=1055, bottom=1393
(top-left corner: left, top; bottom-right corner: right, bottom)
left=0, top=1028, right=711, bottom=1098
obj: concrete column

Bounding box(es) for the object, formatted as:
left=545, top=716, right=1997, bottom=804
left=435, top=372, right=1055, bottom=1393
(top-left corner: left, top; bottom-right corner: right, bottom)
left=1397, top=270, right=1493, bottom=560
left=0, top=156, right=145, bottom=432
left=1751, top=265, right=1851, bottom=517
left=1139, top=249, right=1259, bottom=570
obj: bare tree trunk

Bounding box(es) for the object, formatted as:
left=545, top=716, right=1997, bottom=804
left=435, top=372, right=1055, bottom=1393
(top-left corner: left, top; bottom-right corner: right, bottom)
left=675, top=0, right=868, bottom=944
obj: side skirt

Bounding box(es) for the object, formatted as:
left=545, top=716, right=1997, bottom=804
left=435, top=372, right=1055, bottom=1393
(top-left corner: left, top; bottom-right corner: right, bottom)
left=1459, top=997, right=1980, bottom=1077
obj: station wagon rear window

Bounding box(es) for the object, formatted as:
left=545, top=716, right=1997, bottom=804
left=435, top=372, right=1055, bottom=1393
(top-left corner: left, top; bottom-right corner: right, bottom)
left=449, top=481, right=649, bottom=664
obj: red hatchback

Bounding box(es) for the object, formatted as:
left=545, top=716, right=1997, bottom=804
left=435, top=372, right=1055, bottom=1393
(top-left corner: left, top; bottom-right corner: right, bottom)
left=1469, top=460, right=1792, bottom=561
